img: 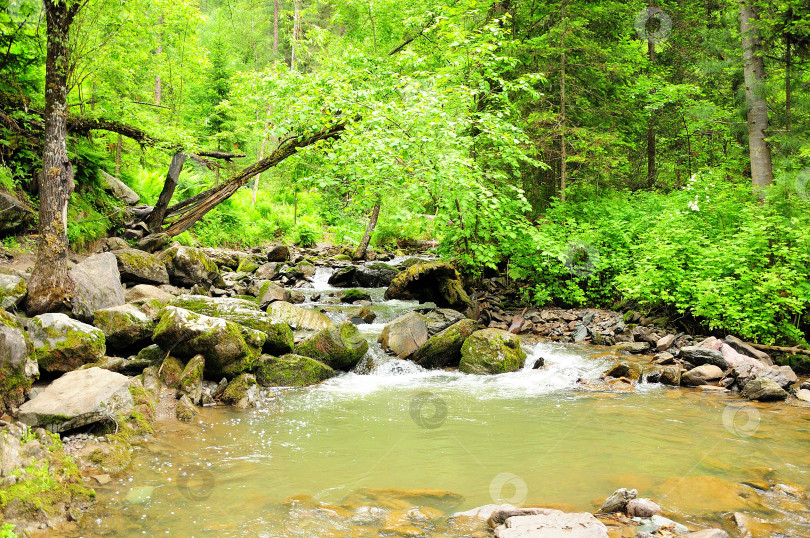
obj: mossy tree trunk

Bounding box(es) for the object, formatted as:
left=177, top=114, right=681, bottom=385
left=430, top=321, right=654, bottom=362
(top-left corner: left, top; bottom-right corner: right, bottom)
left=26, top=0, right=83, bottom=316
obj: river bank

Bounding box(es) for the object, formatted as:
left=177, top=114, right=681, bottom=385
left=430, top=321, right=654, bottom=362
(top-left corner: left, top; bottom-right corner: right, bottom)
left=1, top=239, right=809, bottom=537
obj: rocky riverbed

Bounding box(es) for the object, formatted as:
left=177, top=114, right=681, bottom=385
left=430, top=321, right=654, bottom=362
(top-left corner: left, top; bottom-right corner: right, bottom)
left=1, top=236, right=809, bottom=536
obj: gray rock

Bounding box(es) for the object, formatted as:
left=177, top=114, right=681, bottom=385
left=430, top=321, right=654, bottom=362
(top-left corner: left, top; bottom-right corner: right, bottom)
left=660, top=366, right=682, bottom=386
left=494, top=510, right=609, bottom=538
left=379, top=312, right=429, bottom=358
left=795, top=389, right=810, bottom=403
left=136, top=233, right=172, bottom=254
left=614, top=341, right=650, bottom=354
left=0, top=273, right=27, bottom=310
left=266, top=244, right=289, bottom=262
left=423, top=308, right=466, bottom=336
left=152, top=306, right=264, bottom=379
left=626, top=498, right=661, bottom=517
left=0, top=312, right=36, bottom=412
left=100, top=171, right=140, bottom=205
left=741, top=378, right=788, bottom=401
left=598, top=488, right=637, bottom=513
left=113, top=249, right=170, bottom=285
left=678, top=346, right=727, bottom=369
left=125, top=284, right=175, bottom=304
left=18, top=367, right=132, bottom=432
left=573, top=324, right=589, bottom=342
left=682, top=364, right=724, bottom=386
left=757, top=365, right=798, bottom=389
left=255, top=280, right=290, bottom=309
left=656, top=334, right=675, bottom=351
left=92, top=303, right=155, bottom=349
left=0, top=192, right=34, bottom=234
left=26, top=313, right=106, bottom=373
left=254, top=262, right=281, bottom=280
left=158, top=244, right=223, bottom=287
left=266, top=301, right=332, bottom=332
left=199, top=247, right=247, bottom=270
left=685, top=530, right=729, bottom=538
left=69, top=252, right=125, bottom=322
left=724, top=335, right=772, bottom=365
left=355, top=263, right=399, bottom=287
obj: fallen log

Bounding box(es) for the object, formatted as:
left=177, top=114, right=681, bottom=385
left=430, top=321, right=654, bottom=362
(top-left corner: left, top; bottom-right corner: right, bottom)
left=162, top=121, right=347, bottom=235
left=748, top=343, right=810, bottom=357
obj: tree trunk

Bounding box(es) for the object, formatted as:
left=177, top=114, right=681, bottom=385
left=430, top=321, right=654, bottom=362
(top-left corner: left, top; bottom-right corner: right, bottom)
left=252, top=104, right=273, bottom=206
left=291, top=0, right=301, bottom=70
left=26, top=0, right=81, bottom=315
left=647, top=40, right=656, bottom=187
left=273, top=0, right=279, bottom=58
left=785, top=40, right=791, bottom=132
left=355, top=200, right=380, bottom=260
left=559, top=0, right=567, bottom=202
left=146, top=151, right=187, bottom=231
left=739, top=0, right=774, bottom=191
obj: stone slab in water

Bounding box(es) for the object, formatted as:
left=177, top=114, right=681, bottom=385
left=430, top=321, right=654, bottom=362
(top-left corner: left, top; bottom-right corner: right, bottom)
left=18, top=367, right=133, bottom=433
left=494, top=510, right=609, bottom=538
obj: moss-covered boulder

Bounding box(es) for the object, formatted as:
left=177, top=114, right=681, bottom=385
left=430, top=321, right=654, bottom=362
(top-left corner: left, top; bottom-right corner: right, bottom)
left=124, top=284, right=175, bottom=304
left=175, top=394, right=198, bottom=422
left=0, top=312, right=36, bottom=413
left=199, top=247, right=247, bottom=270
left=92, top=303, right=155, bottom=350
left=69, top=252, right=126, bottom=322
left=741, top=378, right=788, bottom=401
left=220, top=373, right=258, bottom=407
left=459, top=328, right=526, bottom=374
left=152, top=306, right=264, bottom=379
left=114, top=248, right=170, bottom=285
left=169, top=295, right=293, bottom=355
left=384, top=261, right=472, bottom=310
left=26, top=313, right=106, bottom=373
left=341, top=289, right=371, bottom=303
left=295, top=322, right=369, bottom=371
left=356, top=263, right=399, bottom=287
left=256, top=280, right=291, bottom=309
left=0, top=273, right=27, bottom=311
left=158, top=244, right=223, bottom=287
left=412, top=319, right=478, bottom=369
left=266, top=301, right=332, bottom=331
left=295, top=260, right=316, bottom=277
left=378, top=312, right=429, bottom=358
left=236, top=254, right=263, bottom=273
left=253, top=354, right=335, bottom=387
left=157, top=356, right=185, bottom=390
left=178, top=355, right=205, bottom=404
left=266, top=244, right=290, bottom=262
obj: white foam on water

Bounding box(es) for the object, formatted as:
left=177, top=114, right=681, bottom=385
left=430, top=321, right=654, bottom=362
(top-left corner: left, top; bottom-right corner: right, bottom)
left=309, top=266, right=336, bottom=290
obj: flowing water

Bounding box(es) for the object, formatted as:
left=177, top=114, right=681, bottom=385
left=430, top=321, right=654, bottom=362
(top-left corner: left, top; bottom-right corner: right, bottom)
left=80, top=266, right=810, bottom=537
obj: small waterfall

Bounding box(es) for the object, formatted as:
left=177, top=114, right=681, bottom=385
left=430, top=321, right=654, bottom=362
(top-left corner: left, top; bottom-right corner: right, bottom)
left=310, top=266, right=336, bottom=290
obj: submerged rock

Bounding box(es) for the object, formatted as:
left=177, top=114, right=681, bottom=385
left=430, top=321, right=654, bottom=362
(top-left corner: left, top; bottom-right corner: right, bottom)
left=459, top=329, right=526, bottom=375
left=598, top=488, right=637, bottom=513
left=27, top=313, right=106, bottom=373
left=384, top=261, right=472, bottom=310
left=412, top=319, right=477, bottom=369
left=69, top=252, right=126, bottom=322
left=18, top=367, right=133, bottom=432
left=253, top=354, right=335, bottom=387
left=295, top=322, right=369, bottom=371
left=493, top=509, right=609, bottom=538
left=152, top=306, right=264, bottom=379
left=379, top=312, right=429, bottom=358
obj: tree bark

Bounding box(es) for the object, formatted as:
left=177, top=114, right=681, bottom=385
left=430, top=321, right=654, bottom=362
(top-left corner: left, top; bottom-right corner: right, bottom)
left=163, top=121, right=347, bottom=236
left=355, top=200, right=380, bottom=260
left=647, top=40, right=656, bottom=188
left=739, top=0, right=774, bottom=191
left=559, top=0, right=567, bottom=203
left=273, top=0, right=279, bottom=58
left=26, top=0, right=82, bottom=315
left=115, top=133, right=122, bottom=176
left=291, top=0, right=301, bottom=70
left=146, top=150, right=187, bottom=231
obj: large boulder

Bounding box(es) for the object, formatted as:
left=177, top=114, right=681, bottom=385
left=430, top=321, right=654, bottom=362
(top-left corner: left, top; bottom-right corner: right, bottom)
left=384, top=261, right=472, bottom=309
left=724, top=335, right=772, bottom=365
left=199, top=247, right=247, bottom=270
left=378, top=312, right=429, bottom=358
left=0, top=312, right=37, bottom=412
left=741, top=378, right=788, bottom=401
left=113, top=249, right=170, bottom=285
left=18, top=367, right=133, bottom=433
left=0, top=192, right=34, bottom=235
left=266, top=301, right=332, bottom=332
left=266, top=244, right=290, bottom=262
left=152, top=306, right=264, bottom=378
left=100, top=171, right=140, bottom=205
left=0, top=273, right=27, bottom=310
left=158, top=244, right=223, bottom=287
left=459, top=329, right=526, bottom=374
left=295, top=322, right=369, bottom=371
left=328, top=266, right=357, bottom=287
left=26, top=313, right=105, bottom=373
left=69, top=252, right=125, bottom=322
left=423, top=308, right=467, bottom=336
left=756, top=365, right=798, bottom=389
left=412, top=319, right=478, bottom=369
left=682, top=364, right=724, bottom=386
left=136, top=233, right=172, bottom=254
left=493, top=509, right=609, bottom=538
left=678, top=346, right=728, bottom=369
left=355, top=263, right=399, bottom=287
left=253, top=354, right=335, bottom=387
left=170, top=295, right=293, bottom=355
left=92, top=303, right=155, bottom=350
left=255, top=281, right=290, bottom=309
left=125, top=284, right=175, bottom=304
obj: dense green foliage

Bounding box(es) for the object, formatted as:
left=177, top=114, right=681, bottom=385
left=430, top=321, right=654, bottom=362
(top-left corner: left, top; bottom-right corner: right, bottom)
left=1, top=0, right=808, bottom=343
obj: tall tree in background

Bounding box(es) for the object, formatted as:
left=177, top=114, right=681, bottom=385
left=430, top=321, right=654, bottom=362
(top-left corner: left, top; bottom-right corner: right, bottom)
left=739, top=0, right=774, bottom=190
left=26, top=0, right=84, bottom=315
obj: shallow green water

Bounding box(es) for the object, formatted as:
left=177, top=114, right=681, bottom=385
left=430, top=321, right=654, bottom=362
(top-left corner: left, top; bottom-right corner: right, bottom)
left=81, top=342, right=810, bottom=537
